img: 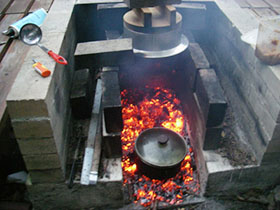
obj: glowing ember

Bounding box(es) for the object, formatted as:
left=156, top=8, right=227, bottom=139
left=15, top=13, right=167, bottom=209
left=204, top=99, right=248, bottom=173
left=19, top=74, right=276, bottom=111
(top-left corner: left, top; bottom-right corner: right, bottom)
left=121, top=86, right=200, bottom=207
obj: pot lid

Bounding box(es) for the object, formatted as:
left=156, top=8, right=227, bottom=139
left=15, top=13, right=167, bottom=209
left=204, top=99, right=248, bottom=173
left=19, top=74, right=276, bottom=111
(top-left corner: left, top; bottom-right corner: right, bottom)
left=135, top=127, right=187, bottom=167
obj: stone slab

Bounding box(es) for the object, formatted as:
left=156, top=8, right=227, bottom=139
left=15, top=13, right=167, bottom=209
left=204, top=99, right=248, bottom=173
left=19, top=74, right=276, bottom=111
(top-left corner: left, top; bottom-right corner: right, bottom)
left=23, top=153, right=61, bottom=170
left=17, top=137, right=57, bottom=155
left=29, top=168, right=64, bottom=184
left=196, top=69, right=227, bottom=127
left=12, top=117, right=53, bottom=139
left=75, top=38, right=133, bottom=69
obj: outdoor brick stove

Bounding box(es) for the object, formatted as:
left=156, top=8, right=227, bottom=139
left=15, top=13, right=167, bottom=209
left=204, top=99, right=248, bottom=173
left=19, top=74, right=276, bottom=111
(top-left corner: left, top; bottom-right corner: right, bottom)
left=5, top=0, right=280, bottom=209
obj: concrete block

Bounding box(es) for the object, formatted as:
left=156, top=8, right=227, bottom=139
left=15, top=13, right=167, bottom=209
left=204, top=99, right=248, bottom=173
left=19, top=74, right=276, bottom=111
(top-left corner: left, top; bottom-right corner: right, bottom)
left=196, top=69, right=227, bottom=127
left=29, top=168, right=64, bottom=184
left=70, top=69, right=94, bottom=119
left=203, top=126, right=223, bottom=150
left=7, top=99, right=48, bottom=119
left=23, top=154, right=61, bottom=170
left=12, top=117, right=53, bottom=139
left=17, top=138, right=57, bottom=155
left=101, top=68, right=123, bottom=133
left=75, top=39, right=134, bottom=69
left=124, top=0, right=181, bottom=8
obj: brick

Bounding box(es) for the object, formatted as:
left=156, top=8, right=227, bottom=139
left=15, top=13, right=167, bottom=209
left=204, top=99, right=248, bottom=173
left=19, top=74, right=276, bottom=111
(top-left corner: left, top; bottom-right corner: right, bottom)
left=12, top=117, right=53, bottom=139
left=203, top=126, right=223, bottom=150
left=29, top=169, right=64, bottom=184
left=7, top=99, right=49, bottom=119
left=101, top=68, right=123, bottom=133
left=189, top=43, right=210, bottom=70
left=23, top=154, right=61, bottom=170
left=70, top=69, right=94, bottom=119
left=102, top=112, right=122, bottom=158
left=196, top=69, right=227, bottom=127
left=75, top=39, right=134, bottom=69
left=176, top=3, right=206, bottom=31
left=261, top=152, right=280, bottom=165
left=188, top=43, right=210, bottom=91
left=17, top=138, right=57, bottom=155
left=265, top=138, right=280, bottom=153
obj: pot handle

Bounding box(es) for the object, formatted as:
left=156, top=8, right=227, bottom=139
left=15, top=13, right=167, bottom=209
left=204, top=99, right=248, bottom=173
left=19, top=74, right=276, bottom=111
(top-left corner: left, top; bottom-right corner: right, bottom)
left=158, top=135, right=169, bottom=145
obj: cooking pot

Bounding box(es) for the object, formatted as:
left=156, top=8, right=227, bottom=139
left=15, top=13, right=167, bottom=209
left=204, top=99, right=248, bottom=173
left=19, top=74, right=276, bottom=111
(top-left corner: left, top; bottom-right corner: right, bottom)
left=135, top=127, right=187, bottom=180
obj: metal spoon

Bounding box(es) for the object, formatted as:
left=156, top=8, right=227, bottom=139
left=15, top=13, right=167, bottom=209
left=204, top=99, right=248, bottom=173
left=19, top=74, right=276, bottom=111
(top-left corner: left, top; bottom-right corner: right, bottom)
left=19, top=23, right=67, bottom=65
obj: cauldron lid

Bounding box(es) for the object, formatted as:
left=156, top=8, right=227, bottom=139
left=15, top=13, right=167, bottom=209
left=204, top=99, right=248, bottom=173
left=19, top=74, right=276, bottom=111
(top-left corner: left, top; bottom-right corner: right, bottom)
left=135, top=127, right=187, bottom=167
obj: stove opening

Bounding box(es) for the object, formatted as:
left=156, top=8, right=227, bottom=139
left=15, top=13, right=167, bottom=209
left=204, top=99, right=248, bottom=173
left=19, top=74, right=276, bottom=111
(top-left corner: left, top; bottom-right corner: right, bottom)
left=120, top=59, right=200, bottom=207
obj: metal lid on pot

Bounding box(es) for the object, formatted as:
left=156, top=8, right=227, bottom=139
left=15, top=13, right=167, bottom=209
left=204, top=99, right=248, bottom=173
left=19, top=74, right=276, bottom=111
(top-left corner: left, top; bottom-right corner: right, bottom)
left=135, top=127, right=187, bottom=168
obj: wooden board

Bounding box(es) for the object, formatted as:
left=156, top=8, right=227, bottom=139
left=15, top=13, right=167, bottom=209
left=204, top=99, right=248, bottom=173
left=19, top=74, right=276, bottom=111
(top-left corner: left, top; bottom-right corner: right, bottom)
left=30, top=0, right=54, bottom=12
left=6, top=0, right=33, bottom=14
left=264, top=0, right=280, bottom=8
left=273, top=8, right=280, bottom=15
left=0, top=14, right=22, bottom=59
left=234, top=0, right=250, bottom=8
left=246, top=0, right=270, bottom=8
left=253, top=8, right=277, bottom=17
left=0, top=0, right=12, bottom=14
left=0, top=40, right=30, bottom=122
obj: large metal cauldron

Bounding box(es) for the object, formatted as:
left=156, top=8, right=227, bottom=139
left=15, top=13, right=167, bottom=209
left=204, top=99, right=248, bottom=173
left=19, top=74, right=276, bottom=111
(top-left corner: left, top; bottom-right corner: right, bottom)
left=135, top=127, right=187, bottom=180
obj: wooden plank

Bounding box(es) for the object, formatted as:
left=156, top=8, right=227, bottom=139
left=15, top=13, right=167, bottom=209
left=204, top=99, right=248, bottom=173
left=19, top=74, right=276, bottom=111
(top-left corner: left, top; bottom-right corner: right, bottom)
left=264, top=0, right=280, bottom=8
left=0, top=0, right=13, bottom=14
left=246, top=0, right=270, bottom=8
left=234, top=0, right=250, bottom=8
left=6, top=0, right=33, bottom=14
left=273, top=8, right=280, bottom=14
left=253, top=8, right=277, bottom=17
left=0, top=14, right=22, bottom=59
left=0, top=40, right=30, bottom=122
left=30, top=0, right=54, bottom=12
